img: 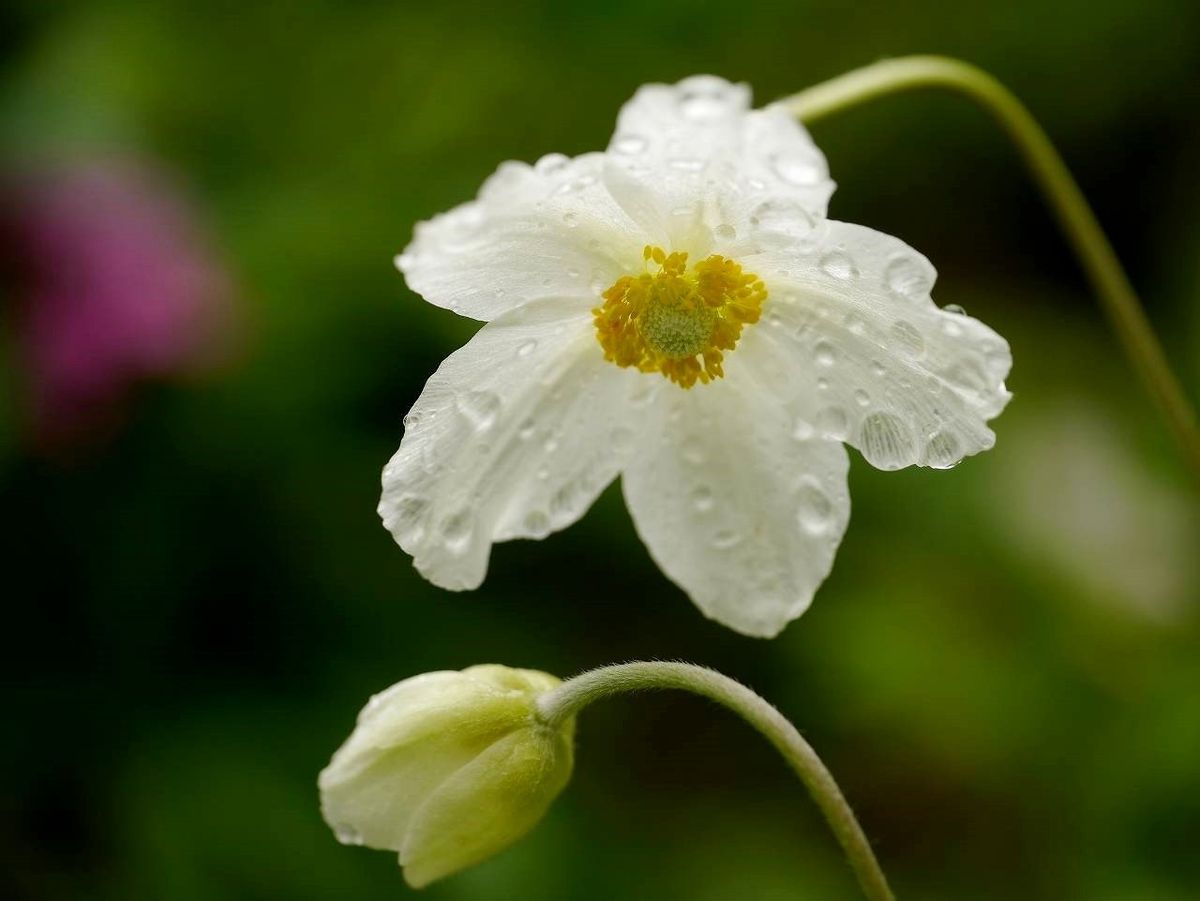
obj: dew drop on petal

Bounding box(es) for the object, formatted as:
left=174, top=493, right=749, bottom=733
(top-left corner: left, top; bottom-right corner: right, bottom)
left=516, top=339, right=538, bottom=358
left=712, top=530, right=742, bottom=550
left=690, top=485, right=714, bottom=512
left=816, top=406, right=849, bottom=440
left=389, top=495, right=429, bottom=543
left=334, top=823, right=365, bottom=846
left=884, top=255, right=933, bottom=298
left=523, top=510, right=551, bottom=538
left=793, top=417, right=815, bottom=441
left=944, top=303, right=967, bottom=315
left=682, top=436, right=706, bottom=464
left=819, top=251, right=857, bottom=280
left=669, top=157, right=705, bottom=172
left=888, top=320, right=926, bottom=359
left=440, top=509, right=473, bottom=553
left=517, top=418, right=536, bottom=440
left=748, top=199, right=816, bottom=242
left=858, top=412, right=917, bottom=470
left=924, top=430, right=964, bottom=469
left=535, top=153, right=569, bottom=175
left=854, top=388, right=870, bottom=407
left=769, top=151, right=822, bottom=186
left=796, top=477, right=834, bottom=535
left=613, top=134, right=647, bottom=155
left=611, top=426, right=635, bottom=453
left=563, top=212, right=578, bottom=228
left=455, top=391, right=501, bottom=431
left=814, top=340, right=836, bottom=367
left=714, top=223, right=737, bottom=241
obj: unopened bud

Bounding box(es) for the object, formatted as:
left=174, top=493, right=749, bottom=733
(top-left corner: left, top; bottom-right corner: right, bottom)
left=318, top=664, right=573, bottom=888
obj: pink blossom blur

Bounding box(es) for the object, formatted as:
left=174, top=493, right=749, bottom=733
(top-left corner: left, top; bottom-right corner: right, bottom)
left=4, top=159, right=234, bottom=445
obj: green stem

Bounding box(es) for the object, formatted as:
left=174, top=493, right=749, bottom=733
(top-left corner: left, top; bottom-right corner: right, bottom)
left=537, top=662, right=894, bottom=901
left=781, top=55, right=1200, bottom=477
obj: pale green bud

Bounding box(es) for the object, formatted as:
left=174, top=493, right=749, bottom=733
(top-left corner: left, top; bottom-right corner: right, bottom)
left=318, top=664, right=574, bottom=888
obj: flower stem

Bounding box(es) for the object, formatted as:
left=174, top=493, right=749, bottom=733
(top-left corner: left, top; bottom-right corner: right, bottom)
left=537, top=661, right=894, bottom=901
left=780, top=55, right=1200, bottom=477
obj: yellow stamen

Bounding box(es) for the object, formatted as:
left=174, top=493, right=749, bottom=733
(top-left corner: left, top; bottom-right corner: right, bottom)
left=593, top=245, right=767, bottom=388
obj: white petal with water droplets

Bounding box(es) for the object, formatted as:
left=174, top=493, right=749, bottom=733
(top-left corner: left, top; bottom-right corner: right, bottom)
left=397, top=153, right=648, bottom=321
left=603, top=76, right=834, bottom=250
left=621, top=363, right=851, bottom=638
left=745, top=220, right=1012, bottom=470
left=379, top=298, right=647, bottom=590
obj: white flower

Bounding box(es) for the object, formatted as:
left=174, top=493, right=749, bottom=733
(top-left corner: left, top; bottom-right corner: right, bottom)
left=383, top=75, right=1012, bottom=637
left=319, top=665, right=574, bottom=888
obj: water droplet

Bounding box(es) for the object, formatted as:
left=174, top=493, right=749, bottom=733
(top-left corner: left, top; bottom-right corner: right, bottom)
left=517, top=418, right=536, bottom=440
left=535, top=153, right=569, bottom=175
left=455, top=391, right=501, bottom=431
left=942, top=358, right=990, bottom=393
left=334, top=823, right=364, bottom=846
left=543, top=433, right=560, bottom=453
left=769, top=152, right=822, bottom=186
left=749, top=199, right=816, bottom=242
left=523, top=510, right=550, bottom=537
left=402, top=410, right=421, bottom=430
left=858, top=412, right=917, bottom=470
left=690, top=485, right=714, bottom=512
left=669, top=157, right=704, bottom=172
left=793, top=417, right=815, bottom=441
left=714, top=223, right=737, bottom=241
left=682, top=436, right=706, bottom=464
left=816, top=377, right=830, bottom=391
left=563, top=212, right=578, bottom=228
left=816, top=406, right=849, bottom=440
left=854, top=388, right=870, bottom=407
left=941, top=316, right=964, bottom=337
left=611, top=426, right=635, bottom=453
left=870, top=360, right=886, bottom=377
left=712, top=530, right=742, bottom=550
left=888, top=320, right=925, bottom=359
left=440, top=509, right=473, bottom=553
left=943, top=303, right=967, bottom=315
left=796, top=478, right=834, bottom=535
left=550, top=483, right=576, bottom=519
left=843, top=312, right=866, bottom=334
left=814, top=341, right=836, bottom=367
left=536, top=464, right=550, bottom=480
left=517, top=340, right=537, bottom=358
left=819, top=251, right=857, bottom=280
left=924, top=430, right=963, bottom=469
left=388, top=495, right=428, bottom=542
left=884, top=255, right=933, bottom=298
left=613, top=134, right=647, bottom=156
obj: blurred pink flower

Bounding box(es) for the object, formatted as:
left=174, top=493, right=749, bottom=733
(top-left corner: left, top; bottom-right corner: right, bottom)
left=3, top=158, right=234, bottom=446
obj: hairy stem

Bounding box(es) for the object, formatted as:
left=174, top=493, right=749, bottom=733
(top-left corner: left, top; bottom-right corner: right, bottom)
left=537, top=661, right=894, bottom=901
left=781, top=55, right=1199, bottom=476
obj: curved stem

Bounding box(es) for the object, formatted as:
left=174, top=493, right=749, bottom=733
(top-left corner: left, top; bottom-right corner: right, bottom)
left=537, top=662, right=894, bottom=901
left=781, top=55, right=1200, bottom=477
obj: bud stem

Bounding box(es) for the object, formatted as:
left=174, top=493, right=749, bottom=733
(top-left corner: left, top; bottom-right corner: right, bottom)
left=780, top=55, right=1199, bottom=478
left=536, top=661, right=894, bottom=901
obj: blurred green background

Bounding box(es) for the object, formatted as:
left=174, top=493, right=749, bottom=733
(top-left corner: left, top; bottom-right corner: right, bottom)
left=2, top=1, right=1198, bottom=899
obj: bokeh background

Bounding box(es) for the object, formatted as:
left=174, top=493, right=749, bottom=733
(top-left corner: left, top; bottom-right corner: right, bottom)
left=3, top=1, right=1199, bottom=899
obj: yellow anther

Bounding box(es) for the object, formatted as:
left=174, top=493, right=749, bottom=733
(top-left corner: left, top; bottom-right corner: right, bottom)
left=593, top=246, right=767, bottom=388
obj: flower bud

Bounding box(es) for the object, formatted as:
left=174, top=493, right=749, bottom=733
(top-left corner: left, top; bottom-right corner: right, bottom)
left=318, top=664, right=574, bottom=888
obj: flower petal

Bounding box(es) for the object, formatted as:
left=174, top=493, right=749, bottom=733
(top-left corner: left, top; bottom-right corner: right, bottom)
left=621, top=369, right=851, bottom=638
left=604, top=76, right=835, bottom=249
left=744, top=220, right=1012, bottom=470
left=400, top=726, right=573, bottom=888
left=397, top=153, right=648, bottom=321
left=380, top=298, right=649, bottom=590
